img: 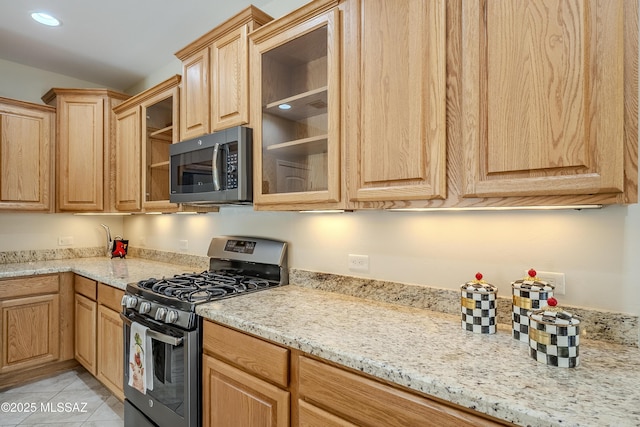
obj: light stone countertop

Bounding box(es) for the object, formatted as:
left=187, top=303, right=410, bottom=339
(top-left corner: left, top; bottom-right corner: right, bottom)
left=197, top=285, right=640, bottom=427
left=2, top=258, right=639, bottom=426
left=0, top=257, right=196, bottom=289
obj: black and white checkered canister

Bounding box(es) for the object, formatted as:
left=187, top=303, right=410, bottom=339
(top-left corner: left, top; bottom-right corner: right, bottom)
left=511, top=275, right=554, bottom=343
left=528, top=305, right=580, bottom=368
left=461, top=277, right=498, bottom=334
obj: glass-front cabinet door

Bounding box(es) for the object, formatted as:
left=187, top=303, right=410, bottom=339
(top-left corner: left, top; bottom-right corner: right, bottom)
left=141, top=83, right=180, bottom=211
left=250, top=4, right=341, bottom=209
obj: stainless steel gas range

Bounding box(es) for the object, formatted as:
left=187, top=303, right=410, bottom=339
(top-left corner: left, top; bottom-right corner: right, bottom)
left=121, top=236, right=288, bottom=427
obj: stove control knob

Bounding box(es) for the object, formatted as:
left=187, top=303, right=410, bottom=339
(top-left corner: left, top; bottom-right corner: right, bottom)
left=124, top=296, right=138, bottom=309
left=165, top=310, right=179, bottom=324
left=139, top=302, right=151, bottom=314
left=155, top=307, right=167, bottom=321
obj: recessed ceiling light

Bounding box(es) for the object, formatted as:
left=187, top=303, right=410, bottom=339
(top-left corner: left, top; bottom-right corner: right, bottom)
left=31, top=12, right=61, bottom=27
left=278, top=103, right=292, bottom=110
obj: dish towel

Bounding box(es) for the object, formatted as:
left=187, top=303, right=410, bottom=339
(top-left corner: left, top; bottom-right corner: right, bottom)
left=128, top=322, right=154, bottom=394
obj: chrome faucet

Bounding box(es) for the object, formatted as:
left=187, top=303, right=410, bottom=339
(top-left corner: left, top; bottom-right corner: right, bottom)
left=100, top=224, right=114, bottom=257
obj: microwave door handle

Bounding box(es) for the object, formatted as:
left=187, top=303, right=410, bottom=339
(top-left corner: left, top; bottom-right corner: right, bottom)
left=212, top=142, right=221, bottom=191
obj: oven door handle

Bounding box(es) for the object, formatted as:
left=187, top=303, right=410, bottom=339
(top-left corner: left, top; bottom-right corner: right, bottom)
left=147, top=329, right=183, bottom=347
left=121, top=313, right=184, bottom=347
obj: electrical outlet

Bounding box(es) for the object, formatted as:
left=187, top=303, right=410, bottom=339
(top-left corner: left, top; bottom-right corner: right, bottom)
left=58, top=236, right=74, bottom=246
left=348, top=254, right=369, bottom=272
left=525, top=270, right=566, bottom=295
left=179, top=240, right=189, bottom=251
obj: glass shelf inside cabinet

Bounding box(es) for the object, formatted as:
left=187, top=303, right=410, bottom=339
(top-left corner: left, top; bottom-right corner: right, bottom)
left=261, top=24, right=329, bottom=195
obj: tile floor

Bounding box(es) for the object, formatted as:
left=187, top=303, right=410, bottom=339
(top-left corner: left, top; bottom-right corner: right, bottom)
left=0, top=368, right=124, bottom=426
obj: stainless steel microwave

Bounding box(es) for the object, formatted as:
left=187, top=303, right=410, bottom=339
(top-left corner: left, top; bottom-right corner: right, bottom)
left=169, top=126, right=252, bottom=205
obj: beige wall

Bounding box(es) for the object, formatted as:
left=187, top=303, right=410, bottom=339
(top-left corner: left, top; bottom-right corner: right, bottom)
left=123, top=205, right=640, bottom=316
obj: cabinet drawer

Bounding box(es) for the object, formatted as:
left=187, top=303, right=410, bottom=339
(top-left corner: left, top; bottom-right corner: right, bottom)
left=0, top=274, right=59, bottom=299
left=74, top=275, right=97, bottom=300
left=97, top=283, right=124, bottom=312
left=298, top=356, right=503, bottom=427
left=203, top=321, right=289, bottom=388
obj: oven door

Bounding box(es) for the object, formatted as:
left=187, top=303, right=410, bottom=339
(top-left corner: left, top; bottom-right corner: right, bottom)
left=121, top=311, right=200, bottom=427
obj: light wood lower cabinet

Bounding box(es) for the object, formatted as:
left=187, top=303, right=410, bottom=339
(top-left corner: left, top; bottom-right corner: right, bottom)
left=203, top=355, right=290, bottom=427
left=0, top=293, right=59, bottom=374
left=96, top=282, right=125, bottom=400
left=74, top=293, right=97, bottom=374
left=0, top=274, right=75, bottom=377
left=203, top=321, right=508, bottom=427
left=97, top=304, right=124, bottom=400
left=73, top=275, right=124, bottom=400
left=297, top=355, right=503, bottom=427
left=202, top=321, right=290, bottom=427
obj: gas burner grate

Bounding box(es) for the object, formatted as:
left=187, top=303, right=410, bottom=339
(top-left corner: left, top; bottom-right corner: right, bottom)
left=137, top=271, right=276, bottom=303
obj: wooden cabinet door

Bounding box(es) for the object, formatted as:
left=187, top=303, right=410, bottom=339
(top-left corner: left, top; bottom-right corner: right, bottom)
left=346, top=0, right=447, bottom=204
left=251, top=4, right=342, bottom=208
left=0, top=99, right=55, bottom=211
left=0, top=294, right=59, bottom=374
left=56, top=95, right=105, bottom=211
left=180, top=48, right=210, bottom=140
left=298, top=356, right=501, bottom=427
left=211, top=25, right=249, bottom=131
left=141, top=82, right=179, bottom=211
left=462, top=0, right=627, bottom=198
left=203, top=355, right=289, bottom=427
left=298, top=399, right=357, bottom=427
left=74, top=293, right=97, bottom=375
left=115, top=106, right=141, bottom=211
left=97, top=305, right=124, bottom=400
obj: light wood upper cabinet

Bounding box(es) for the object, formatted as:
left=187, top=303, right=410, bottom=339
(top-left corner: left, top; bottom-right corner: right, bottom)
left=461, top=0, right=634, bottom=200
left=113, top=75, right=180, bottom=212
left=42, top=88, right=130, bottom=212
left=176, top=6, right=272, bottom=141
left=115, top=107, right=141, bottom=211
left=179, top=48, right=209, bottom=140
left=0, top=97, right=55, bottom=212
left=346, top=0, right=447, bottom=204
left=250, top=0, right=342, bottom=208
left=253, top=0, right=636, bottom=210
left=212, top=25, right=250, bottom=131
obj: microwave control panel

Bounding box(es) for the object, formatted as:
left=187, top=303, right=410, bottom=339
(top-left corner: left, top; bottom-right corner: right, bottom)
left=226, top=146, right=238, bottom=189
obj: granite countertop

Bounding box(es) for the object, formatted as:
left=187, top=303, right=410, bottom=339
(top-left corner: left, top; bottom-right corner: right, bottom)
left=3, top=258, right=639, bottom=426
left=197, top=285, right=640, bottom=427
left=0, top=257, right=195, bottom=289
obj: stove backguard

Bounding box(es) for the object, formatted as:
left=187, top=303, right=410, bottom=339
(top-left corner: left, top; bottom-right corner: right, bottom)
left=207, top=236, right=288, bottom=286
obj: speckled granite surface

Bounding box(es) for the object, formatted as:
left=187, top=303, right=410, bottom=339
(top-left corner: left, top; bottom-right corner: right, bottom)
left=0, top=247, right=105, bottom=264
left=0, top=257, right=195, bottom=290
left=2, top=253, right=640, bottom=425
left=196, top=286, right=640, bottom=427
left=291, top=270, right=639, bottom=347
